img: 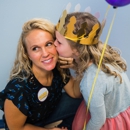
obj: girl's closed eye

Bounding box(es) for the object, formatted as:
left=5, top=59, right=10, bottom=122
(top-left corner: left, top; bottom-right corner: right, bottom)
left=56, top=39, right=61, bottom=44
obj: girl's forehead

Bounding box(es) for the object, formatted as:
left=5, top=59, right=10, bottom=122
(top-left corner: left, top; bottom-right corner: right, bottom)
left=55, top=31, right=61, bottom=37
left=56, top=31, right=65, bottom=39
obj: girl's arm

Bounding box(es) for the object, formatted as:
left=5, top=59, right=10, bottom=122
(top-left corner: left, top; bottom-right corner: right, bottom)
left=63, top=76, right=82, bottom=98
left=58, top=56, right=81, bottom=98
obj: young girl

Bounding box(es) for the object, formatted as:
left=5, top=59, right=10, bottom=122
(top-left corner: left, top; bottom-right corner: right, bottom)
left=54, top=11, right=130, bottom=130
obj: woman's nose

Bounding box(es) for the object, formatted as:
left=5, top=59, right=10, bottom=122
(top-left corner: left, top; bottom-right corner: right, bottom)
left=42, top=48, right=49, bottom=57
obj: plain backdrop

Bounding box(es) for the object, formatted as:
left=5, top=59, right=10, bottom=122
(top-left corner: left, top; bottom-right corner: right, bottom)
left=0, top=0, right=130, bottom=118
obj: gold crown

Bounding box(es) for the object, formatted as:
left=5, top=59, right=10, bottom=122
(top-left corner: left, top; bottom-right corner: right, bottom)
left=56, top=10, right=106, bottom=45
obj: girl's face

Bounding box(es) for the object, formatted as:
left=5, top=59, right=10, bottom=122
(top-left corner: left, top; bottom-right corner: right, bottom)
left=54, top=31, right=77, bottom=58
left=25, top=29, right=58, bottom=72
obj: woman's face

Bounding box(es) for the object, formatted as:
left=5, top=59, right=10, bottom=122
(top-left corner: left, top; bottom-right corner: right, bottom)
left=54, top=31, right=77, bottom=58
left=25, top=29, right=58, bottom=72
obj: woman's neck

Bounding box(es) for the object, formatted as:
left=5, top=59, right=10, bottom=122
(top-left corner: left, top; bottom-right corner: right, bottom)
left=32, top=66, right=53, bottom=86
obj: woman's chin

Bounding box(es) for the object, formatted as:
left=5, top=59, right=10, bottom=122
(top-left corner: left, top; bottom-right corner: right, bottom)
left=45, top=64, right=56, bottom=71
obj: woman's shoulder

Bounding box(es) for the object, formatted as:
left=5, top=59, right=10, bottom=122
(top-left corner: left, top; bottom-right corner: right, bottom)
left=6, top=78, right=28, bottom=88
left=3, top=76, right=34, bottom=95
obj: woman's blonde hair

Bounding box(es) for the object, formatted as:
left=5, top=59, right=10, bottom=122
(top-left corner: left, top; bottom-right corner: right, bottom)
left=64, top=12, right=127, bottom=82
left=10, top=18, right=68, bottom=81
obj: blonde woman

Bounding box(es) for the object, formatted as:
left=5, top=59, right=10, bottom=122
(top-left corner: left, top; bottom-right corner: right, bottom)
left=0, top=18, right=82, bottom=130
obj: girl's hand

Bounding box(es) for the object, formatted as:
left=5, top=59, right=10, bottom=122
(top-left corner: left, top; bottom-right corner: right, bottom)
left=58, top=56, right=74, bottom=69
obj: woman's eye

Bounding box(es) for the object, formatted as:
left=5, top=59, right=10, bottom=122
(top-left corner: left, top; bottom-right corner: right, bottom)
left=32, top=47, right=39, bottom=51
left=46, top=42, right=53, bottom=46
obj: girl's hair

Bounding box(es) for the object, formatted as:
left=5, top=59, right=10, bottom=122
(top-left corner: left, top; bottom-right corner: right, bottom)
left=64, top=12, right=127, bottom=82
left=10, top=18, right=68, bottom=82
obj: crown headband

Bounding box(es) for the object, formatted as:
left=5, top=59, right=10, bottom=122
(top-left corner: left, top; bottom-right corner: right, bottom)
left=56, top=10, right=106, bottom=45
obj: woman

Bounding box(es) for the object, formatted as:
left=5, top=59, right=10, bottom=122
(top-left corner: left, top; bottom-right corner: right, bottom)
left=0, top=18, right=82, bottom=130
left=54, top=11, right=130, bottom=130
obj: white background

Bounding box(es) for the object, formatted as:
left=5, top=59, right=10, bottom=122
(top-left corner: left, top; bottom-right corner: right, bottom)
left=0, top=0, right=130, bottom=118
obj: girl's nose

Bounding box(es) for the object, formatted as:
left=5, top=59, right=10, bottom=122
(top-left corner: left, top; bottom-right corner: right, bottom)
left=54, top=40, right=58, bottom=47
